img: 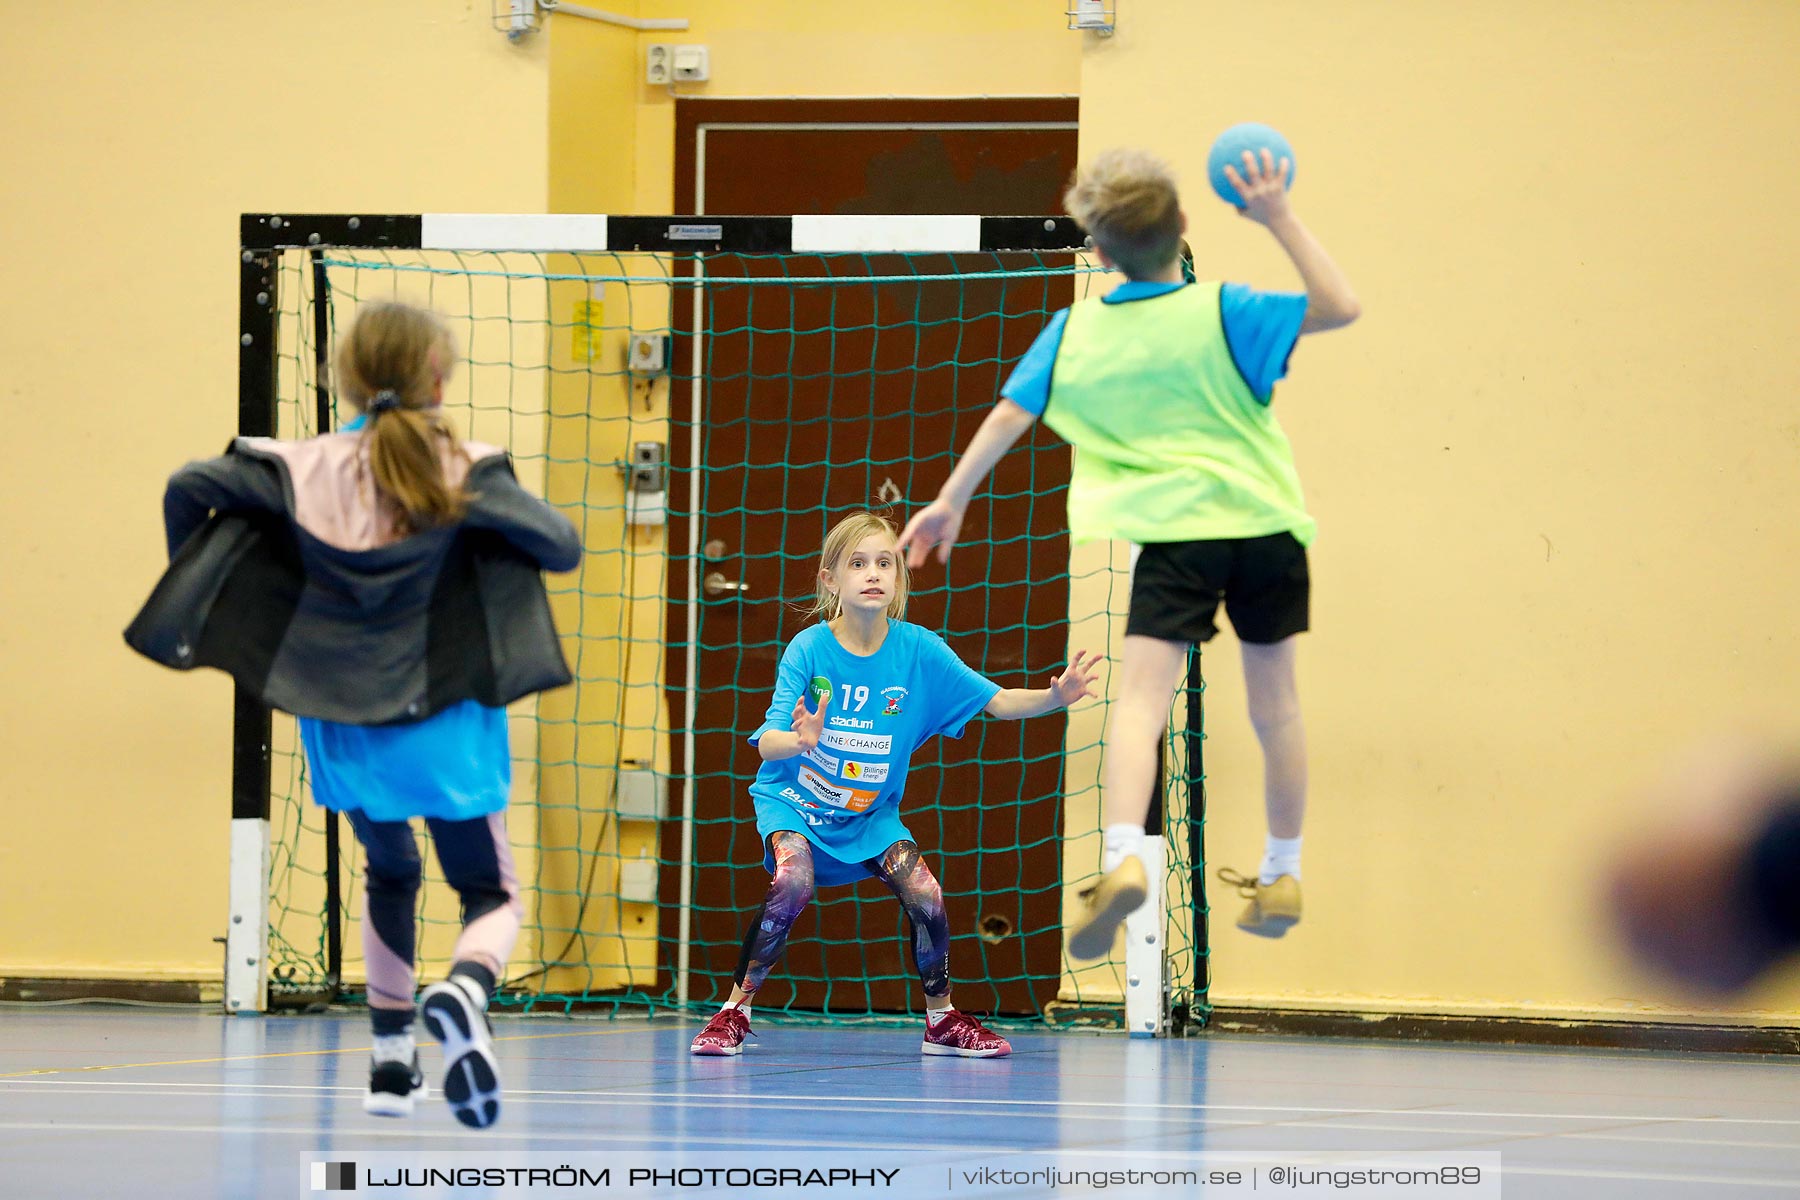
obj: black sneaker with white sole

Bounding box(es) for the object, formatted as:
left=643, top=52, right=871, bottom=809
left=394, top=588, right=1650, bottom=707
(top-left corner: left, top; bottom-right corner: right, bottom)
left=420, top=975, right=502, bottom=1129
left=363, top=1053, right=428, bottom=1117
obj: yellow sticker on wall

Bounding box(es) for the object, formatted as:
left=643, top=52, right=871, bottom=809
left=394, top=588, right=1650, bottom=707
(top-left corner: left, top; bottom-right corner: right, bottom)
left=571, top=299, right=605, bottom=363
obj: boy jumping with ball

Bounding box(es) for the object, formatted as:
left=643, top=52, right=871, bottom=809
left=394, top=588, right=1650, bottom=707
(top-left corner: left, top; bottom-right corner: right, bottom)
left=900, top=146, right=1359, bottom=957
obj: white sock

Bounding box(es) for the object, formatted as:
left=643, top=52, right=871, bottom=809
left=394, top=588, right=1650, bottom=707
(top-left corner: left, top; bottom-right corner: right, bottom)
left=723, top=999, right=750, bottom=1014
left=1261, top=835, right=1302, bottom=884
left=371, top=1031, right=415, bottom=1065
left=1103, top=824, right=1146, bottom=873
left=926, top=1006, right=954, bottom=1028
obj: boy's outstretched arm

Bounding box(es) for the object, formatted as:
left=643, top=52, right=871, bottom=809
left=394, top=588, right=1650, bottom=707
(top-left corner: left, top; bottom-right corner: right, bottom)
left=983, top=649, right=1102, bottom=719
left=1225, top=149, right=1362, bottom=334
left=899, top=398, right=1039, bottom=568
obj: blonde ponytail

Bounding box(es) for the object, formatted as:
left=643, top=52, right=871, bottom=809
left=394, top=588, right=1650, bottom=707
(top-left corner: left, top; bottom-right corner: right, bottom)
left=335, top=302, right=471, bottom=532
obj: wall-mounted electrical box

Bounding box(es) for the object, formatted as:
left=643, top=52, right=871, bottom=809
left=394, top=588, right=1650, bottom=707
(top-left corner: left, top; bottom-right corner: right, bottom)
left=617, top=767, right=668, bottom=821
left=625, top=441, right=666, bottom=526
left=628, top=441, right=665, bottom=493
left=627, top=332, right=669, bottom=375
left=647, top=44, right=709, bottom=85
left=671, top=45, right=710, bottom=82
left=618, top=852, right=658, bottom=905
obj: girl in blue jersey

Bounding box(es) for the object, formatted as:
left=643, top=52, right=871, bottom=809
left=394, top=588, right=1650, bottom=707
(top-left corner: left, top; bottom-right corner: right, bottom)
left=690, top=511, right=1099, bottom=1058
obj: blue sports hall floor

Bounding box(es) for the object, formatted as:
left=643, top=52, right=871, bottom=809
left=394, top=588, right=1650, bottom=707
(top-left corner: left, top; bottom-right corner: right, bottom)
left=1, top=1006, right=1795, bottom=1198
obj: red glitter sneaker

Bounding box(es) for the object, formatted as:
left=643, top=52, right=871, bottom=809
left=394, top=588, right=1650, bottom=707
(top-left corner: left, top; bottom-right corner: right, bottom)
left=921, top=1010, right=1011, bottom=1058
left=689, top=1006, right=754, bottom=1056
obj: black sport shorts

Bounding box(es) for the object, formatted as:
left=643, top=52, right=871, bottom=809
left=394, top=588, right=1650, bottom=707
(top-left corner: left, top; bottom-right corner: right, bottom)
left=1125, top=532, right=1310, bottom=645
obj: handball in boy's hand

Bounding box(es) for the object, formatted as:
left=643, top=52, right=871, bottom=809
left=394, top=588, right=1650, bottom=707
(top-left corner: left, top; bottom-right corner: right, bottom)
left=1207, top=123, right=1296, bottom=206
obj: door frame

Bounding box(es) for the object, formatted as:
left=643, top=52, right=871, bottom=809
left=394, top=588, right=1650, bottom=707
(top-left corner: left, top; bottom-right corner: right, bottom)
left=669, top=98, right=1080, bottom=1007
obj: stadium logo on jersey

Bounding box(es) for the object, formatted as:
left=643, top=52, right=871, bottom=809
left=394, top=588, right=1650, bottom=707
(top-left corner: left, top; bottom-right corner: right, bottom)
left=880, top=686, right=908, bottom=716
left=820, top=729, right=892, bottom=755
left=828, top=715, right=876, bottom=730
left=841, top=759, right=889, bottom=784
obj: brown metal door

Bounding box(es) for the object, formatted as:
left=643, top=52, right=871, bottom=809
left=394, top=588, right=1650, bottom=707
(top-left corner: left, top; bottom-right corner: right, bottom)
left=662, top=100, right=1078, bottom=1016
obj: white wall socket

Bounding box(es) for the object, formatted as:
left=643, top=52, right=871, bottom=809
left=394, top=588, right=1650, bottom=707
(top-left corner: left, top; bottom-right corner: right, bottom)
left=645, top=43, right=672, bottom=85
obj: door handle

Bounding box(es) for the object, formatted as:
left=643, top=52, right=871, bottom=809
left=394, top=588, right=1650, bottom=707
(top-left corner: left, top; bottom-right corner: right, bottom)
left=703, top=571, right=749, bottom=598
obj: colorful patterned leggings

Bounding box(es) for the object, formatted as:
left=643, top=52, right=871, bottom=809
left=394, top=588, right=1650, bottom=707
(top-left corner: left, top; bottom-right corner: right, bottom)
left=734, top=832, right=950, bottom=998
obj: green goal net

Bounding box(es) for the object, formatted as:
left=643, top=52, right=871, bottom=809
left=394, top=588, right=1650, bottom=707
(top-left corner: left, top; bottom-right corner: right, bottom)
left=240, top=217, right=1208, bottom=1033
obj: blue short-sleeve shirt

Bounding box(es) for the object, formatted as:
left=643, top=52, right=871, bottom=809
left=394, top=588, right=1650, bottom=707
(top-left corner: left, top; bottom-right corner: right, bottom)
left=748, top=620, right=1000, bottom=885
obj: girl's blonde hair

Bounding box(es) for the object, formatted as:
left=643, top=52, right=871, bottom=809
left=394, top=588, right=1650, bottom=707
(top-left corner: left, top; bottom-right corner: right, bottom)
left=1062, top=148, right=1184, bottom=281
left=811, top=511, right=909, bottom=622
left=335, top=302, right=471, bottom=532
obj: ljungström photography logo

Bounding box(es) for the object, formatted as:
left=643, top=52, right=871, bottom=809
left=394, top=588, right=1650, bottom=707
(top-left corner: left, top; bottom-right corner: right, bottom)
left=310, top=1161, right=356, bottom=1191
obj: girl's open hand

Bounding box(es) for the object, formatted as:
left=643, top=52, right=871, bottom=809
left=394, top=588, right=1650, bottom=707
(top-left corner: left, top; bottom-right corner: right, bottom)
left=792, top=689, right=829, bottom=752
left=1049, top=649, right=1102, bottom=708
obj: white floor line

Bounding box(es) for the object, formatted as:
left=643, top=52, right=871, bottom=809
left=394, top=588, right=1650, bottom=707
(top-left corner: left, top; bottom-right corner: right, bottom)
left=3, top=1072, right=1800, bottom=1129
left=0, top=1119, right=953, bottom=1150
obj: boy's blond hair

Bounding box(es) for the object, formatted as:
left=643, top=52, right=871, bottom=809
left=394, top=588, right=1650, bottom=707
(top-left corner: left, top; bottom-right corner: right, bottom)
left=1062, top=149, right=1183, bottom=281
left=811, top=511, right=909, bottom=622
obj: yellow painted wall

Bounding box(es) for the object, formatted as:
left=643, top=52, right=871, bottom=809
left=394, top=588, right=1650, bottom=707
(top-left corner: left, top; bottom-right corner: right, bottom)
left=0, top=3, right=549, bottom=981
left=18, top=0, right=1779, bottom=1031
left=1077, top=1, right=1800, bottom=1021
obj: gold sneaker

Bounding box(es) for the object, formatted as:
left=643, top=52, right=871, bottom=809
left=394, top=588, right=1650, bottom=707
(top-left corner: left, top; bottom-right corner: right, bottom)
left=1068, top=855, right=1149, bottom=961
left=1217, top=868, right=1302, bottom=938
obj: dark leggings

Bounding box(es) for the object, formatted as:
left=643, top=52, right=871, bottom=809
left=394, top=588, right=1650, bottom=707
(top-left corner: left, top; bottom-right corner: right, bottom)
left=734, top=832, right=951, bottom=998
left=348, top=810, right=521, bottom=1011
